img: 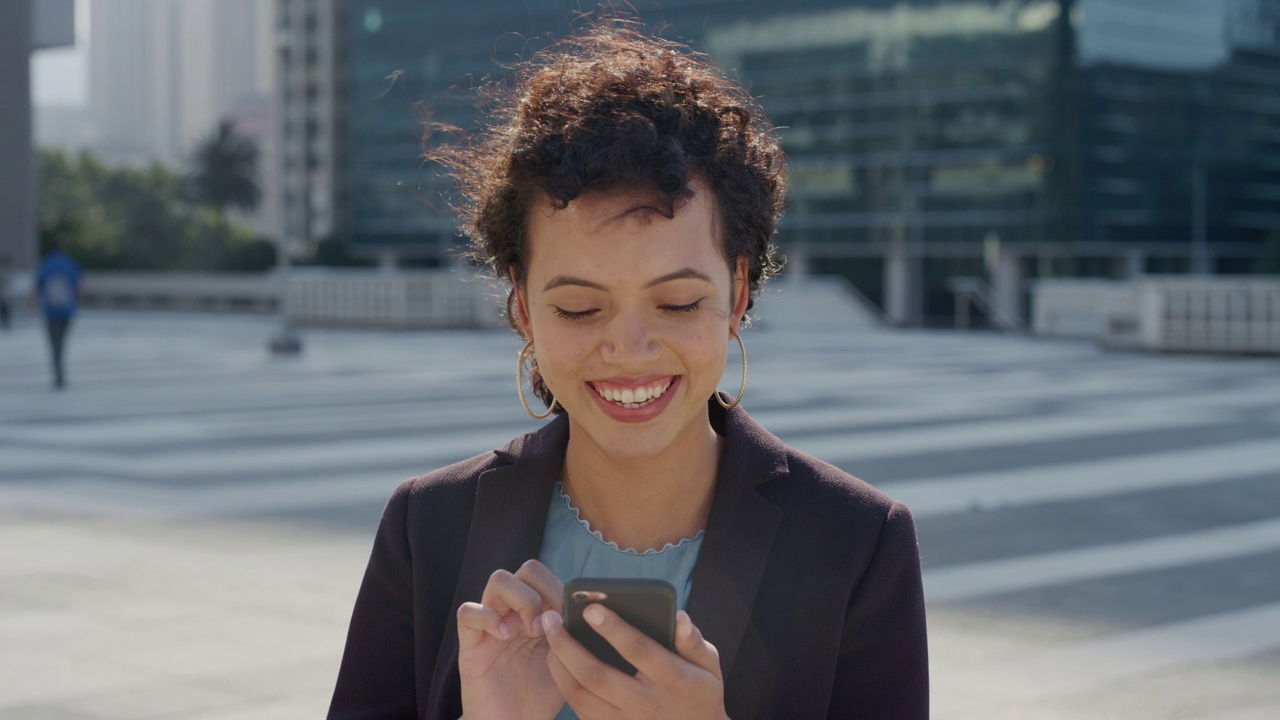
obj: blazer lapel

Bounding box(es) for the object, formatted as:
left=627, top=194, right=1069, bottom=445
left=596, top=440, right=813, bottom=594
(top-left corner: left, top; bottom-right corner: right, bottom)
left=686, top=400, right=788, bottom=678
left=427, top=415, right=568, bottom=716
left=451, top=416, right=567, bottom=603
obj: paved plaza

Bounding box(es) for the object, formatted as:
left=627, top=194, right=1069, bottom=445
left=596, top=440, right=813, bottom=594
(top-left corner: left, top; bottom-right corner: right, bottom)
left=2, top=308, right=1279, bottom=719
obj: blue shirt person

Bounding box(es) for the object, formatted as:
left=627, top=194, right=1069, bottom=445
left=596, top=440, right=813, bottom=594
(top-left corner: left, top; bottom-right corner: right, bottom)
left=32, top=244, right=82, bottom=389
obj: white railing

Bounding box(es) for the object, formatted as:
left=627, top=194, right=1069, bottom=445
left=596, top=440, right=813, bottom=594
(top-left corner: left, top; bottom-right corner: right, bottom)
left=1141, top=277, right=1280, bottom=354
left=1031, top=279, right=1141, bottom=339
left=1032, top=276, right=1280, bottom=354
left=83, top=272, right=280, bottom=313
left=81, top=269, right=506, bottom=329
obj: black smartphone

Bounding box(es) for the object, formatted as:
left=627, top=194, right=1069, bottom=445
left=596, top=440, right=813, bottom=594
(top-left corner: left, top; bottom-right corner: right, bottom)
left=563, top=577, right=677, bottom=676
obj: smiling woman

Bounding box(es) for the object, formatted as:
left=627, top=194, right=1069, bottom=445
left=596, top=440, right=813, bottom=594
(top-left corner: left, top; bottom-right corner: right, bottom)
left=518, top=184, right=745, bottom=472
left=329, top=20, right=928, bottom=720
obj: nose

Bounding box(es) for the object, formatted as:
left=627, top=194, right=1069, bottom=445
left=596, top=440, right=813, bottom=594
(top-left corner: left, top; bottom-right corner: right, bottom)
left=600, top=307, right=660, bottom=366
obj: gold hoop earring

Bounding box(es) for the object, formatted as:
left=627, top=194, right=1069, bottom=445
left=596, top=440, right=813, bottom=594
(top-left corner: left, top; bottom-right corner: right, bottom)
left=517, top=340, right=558, bottom=420
left=716, top=331, right=747, bottom=410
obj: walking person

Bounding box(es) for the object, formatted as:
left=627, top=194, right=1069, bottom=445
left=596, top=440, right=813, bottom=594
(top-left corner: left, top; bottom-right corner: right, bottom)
left=32, top=240, right=82, bottom=389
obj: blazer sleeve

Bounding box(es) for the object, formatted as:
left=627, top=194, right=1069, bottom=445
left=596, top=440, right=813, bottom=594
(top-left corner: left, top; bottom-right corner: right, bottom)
left=828, top=501, right=929, bottom=719
left=328, top=484, right=418, bottom=719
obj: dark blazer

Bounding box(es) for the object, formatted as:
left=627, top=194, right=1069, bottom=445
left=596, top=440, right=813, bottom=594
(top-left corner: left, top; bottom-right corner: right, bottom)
left=329, top=400, right=928, bottom=719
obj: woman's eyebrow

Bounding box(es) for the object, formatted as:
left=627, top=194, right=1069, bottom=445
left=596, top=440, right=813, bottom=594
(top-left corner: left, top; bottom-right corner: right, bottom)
left=643, top=268, right=713, bottom=288
left=543, top=268, right=712, bottom=292
left=543, top=276, right=608, bottom=292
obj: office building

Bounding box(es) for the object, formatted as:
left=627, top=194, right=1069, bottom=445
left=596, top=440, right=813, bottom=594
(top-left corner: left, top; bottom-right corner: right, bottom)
left=342, top=0, right=1280, bottom=323
left=1075, top=0, right=1280, bottom=271
left=275, top=0, right=348, bottom=255
left=86, top=0, right=277, bottom=234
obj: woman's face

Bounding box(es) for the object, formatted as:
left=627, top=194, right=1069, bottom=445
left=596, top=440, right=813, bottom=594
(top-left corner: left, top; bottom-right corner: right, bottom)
left=515, top=181, right=749, bottom=461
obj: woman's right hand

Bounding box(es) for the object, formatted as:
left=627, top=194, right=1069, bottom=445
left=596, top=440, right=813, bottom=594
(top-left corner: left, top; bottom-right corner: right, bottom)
left=457, top=559, right=565, bottom=720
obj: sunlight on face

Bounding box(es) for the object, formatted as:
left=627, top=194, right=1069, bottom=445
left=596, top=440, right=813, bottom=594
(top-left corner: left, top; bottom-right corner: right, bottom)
left=516, top=181, right=748, bottom=461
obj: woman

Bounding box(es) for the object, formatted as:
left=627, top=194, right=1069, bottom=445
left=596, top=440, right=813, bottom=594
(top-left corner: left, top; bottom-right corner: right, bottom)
left=329, top=24, right=927, bottom=720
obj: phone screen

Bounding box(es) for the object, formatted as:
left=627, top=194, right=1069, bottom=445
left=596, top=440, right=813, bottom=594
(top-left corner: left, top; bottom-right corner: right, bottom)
left=562, top=577, right=677, bottom=675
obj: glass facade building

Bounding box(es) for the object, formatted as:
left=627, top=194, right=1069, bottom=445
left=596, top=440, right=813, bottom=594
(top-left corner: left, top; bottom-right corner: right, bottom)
left=342, top=0, right=819, bottom=259
left=1075, top=0, right=1280, bottom=271
left=702, top=1, right=1075, bottom=317
left=343, top=0, right=1280, bottom=321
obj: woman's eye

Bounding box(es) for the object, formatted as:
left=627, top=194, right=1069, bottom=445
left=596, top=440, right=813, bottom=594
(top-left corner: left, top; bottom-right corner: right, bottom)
left=552, top=307, right=598, bottom=320
left=662, top=299, right=703, bottom=314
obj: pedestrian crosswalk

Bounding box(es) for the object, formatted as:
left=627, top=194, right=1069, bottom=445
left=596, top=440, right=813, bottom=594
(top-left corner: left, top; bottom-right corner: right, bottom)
left=1, top=309, right=1278, bottom=718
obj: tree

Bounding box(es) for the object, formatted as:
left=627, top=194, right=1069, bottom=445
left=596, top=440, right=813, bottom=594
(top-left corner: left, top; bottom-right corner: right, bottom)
left=186, top=119, right=261, bottom=235
left=37, top=148, right=275, bottom=272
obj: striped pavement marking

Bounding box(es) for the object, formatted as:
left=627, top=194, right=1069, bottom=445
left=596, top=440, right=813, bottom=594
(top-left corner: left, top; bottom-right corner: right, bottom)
left=798, top=405, right=1229, bottom=462
left=3, top=314, right=1279, bottom=720
left=0, top=471, right=408, bottom=520
left=880, top=437, right=1280, bottom=518
left=0, top=426, right=521, bottom=481
left=924, top=517, right=1280, bottom=603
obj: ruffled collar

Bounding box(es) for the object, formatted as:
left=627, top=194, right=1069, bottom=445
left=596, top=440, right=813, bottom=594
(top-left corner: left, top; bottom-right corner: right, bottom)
left=554, top=482, right=704, bottom=556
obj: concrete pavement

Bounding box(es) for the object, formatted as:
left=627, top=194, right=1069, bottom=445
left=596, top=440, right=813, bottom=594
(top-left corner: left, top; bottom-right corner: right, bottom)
left=2, top=309, right=1279, bottom=718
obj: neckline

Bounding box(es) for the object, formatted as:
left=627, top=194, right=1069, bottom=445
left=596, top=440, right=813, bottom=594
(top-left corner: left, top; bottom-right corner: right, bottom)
left=554, top=482, right=705, bottom=556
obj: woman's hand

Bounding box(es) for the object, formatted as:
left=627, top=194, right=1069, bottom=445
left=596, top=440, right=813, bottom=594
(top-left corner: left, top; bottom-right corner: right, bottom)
left=457, top=559, right=565, bottom=720
left=541, top=606, right=729, bottom=720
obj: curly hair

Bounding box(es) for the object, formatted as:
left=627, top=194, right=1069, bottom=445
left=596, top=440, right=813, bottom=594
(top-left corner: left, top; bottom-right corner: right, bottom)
left=426, top=21, right=787, bottom=410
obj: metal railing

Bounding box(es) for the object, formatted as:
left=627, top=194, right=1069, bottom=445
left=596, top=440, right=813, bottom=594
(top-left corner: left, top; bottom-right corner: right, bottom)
left=947, top=276, right=1027, bottom=333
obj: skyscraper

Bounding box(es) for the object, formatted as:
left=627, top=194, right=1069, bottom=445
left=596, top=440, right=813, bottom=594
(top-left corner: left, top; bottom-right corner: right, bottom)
left=340, top=0, right=1280, bottom=324
left=274, top=0, right=348, bottom=255
left=87, top=0, right=175, bottom=166
left=86, top=0, right=276, bottom=233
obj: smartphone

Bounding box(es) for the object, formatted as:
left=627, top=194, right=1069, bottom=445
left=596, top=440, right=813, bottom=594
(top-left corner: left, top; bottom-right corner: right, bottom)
left=563, top=577, right=677, bottom=676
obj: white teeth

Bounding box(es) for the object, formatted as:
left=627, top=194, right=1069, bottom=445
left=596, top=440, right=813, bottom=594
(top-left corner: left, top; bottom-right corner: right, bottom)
left=595, top=378, right=673, bottom=407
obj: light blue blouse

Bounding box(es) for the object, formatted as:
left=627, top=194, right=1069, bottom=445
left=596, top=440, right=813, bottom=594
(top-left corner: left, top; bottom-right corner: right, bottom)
left=537, top=482, right=704, bottom=720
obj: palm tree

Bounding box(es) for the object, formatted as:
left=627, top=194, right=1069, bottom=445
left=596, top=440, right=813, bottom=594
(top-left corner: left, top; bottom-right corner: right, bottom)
left=187, top=119, right=260, bottom=244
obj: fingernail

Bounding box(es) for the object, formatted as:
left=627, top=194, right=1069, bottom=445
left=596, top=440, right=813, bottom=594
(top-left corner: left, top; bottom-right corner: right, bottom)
left=498, top=621, right=512, bottom=639
left=584, top=604, right=605, bottom=627
left=542, top=610, right=562, bottom=630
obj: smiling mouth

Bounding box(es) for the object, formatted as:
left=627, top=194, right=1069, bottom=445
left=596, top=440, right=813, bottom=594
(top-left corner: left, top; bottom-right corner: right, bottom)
left=590, top=377, right=676, bottom=409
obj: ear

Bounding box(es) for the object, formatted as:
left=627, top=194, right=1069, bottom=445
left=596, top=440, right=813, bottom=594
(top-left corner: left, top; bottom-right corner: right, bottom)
left=729, top=256, right=750, bottom=335
left=510, top=270, right=534, bottom=340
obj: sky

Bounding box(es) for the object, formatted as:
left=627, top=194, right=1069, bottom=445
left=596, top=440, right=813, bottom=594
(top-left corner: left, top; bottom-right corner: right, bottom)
left=31, top=0, right=90, bottom=107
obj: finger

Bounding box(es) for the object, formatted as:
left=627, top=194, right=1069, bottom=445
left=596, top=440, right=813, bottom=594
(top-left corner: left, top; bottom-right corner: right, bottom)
left=541, top=610, right=633, bottom=703
left=514, top=559, right=565, bottom=618
left=674, top=610, right=722, bottom=679
left=456, top=601, right=511, bottom=642
left=545, top=633, right=620, bottom=720
left=480, top=568, right=547, bottom=636
left=579, top=603, right=677, bottom=684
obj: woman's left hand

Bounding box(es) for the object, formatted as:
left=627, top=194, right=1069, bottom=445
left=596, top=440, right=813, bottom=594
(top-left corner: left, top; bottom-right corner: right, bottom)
left=540, top=606, right=729, bottom=720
